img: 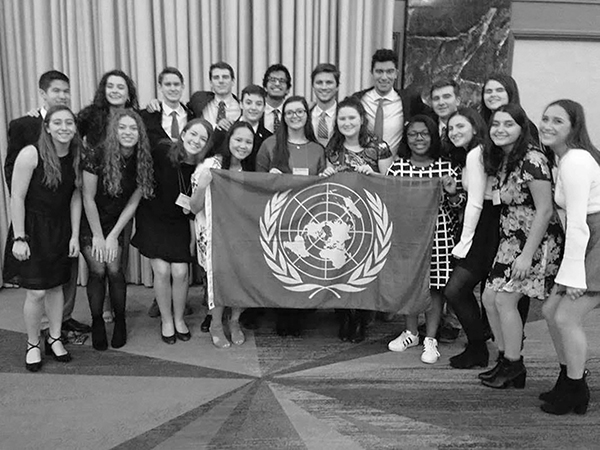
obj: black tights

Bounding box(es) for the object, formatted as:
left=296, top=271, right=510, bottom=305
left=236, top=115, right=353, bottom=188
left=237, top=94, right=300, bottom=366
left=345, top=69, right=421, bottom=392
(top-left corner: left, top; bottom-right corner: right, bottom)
left=445, top=266, right=530, bottom=343
left=82, top=246, right=126, bottom=321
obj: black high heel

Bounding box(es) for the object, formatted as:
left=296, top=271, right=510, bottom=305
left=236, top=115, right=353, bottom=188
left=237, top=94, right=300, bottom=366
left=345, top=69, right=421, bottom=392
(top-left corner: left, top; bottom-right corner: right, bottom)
left=541, top=376, right=590, bottom=415
left=26, top=340, right=43, bottom=372
left=45, top=335, right=72, bottom=363
left=478, top=351, right=504, bottom=381
left=481, top=356, right=526, bottom=389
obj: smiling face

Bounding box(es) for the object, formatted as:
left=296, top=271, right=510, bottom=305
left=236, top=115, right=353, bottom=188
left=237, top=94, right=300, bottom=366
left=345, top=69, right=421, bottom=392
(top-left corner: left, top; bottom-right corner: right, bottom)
left=406, top=121, right=432, bottom=157
left=490, top=111, right=521, bottom=152
left=210, top=68, right=234, bottom=97
left=265, top=70, right=289, bottom=101
left=46, top=109, right=76, bottom=146
left=181, top=122, right=209, bottom=156
left=229, top=127, right=254, bottom=162
left=431, top=86, right=459, bottom=121
left=159, top=73, right=183, bottom=105
left=106, top=75, right=129, bottom=107
left=540, top=104, right=572, bottom=152
left=241, top=93, right=265, bottom=125
left=483, top=80, right=509, bottom=112
left=284, top=101, right=307, bottom=131
left=336, top=106, right=362, bottom=140
left=372, top=61, right=397, bottom=96
left=448, top=114, right=475, bottom=149
left=312, top=72, right=338, bottom=105
left=117, top=115, right=140, bottom=148
left=41, top=80, right=71, bottom=109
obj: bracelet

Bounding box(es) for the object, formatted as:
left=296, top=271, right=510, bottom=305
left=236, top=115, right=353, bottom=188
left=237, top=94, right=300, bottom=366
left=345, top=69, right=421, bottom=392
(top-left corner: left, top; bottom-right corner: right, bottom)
left=13, top=235, right=30, bottom=244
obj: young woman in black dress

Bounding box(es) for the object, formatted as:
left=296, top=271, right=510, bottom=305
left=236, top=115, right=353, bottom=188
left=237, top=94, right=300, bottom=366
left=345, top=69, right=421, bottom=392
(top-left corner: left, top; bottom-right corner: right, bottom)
left=4, top=105, right=82, bottom=371
left=81, top=109, right=154, bottom=350
left=132, top=118, right=213, bottom=344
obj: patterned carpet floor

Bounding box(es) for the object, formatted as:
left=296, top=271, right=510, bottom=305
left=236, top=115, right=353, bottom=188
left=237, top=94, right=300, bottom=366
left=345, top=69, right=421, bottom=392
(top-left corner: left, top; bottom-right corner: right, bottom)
left=1, top=285, right=599, bottom=450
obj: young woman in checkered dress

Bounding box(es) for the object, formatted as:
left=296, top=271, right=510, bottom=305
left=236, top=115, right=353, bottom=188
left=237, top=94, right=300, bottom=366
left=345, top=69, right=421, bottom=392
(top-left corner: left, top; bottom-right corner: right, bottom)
left=386, top=114, right=462, bottom=364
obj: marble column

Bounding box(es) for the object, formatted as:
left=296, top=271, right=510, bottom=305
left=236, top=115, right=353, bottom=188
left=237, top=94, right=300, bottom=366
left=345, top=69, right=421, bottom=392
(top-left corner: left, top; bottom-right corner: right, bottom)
left=403, top=0, right=512, bottom=106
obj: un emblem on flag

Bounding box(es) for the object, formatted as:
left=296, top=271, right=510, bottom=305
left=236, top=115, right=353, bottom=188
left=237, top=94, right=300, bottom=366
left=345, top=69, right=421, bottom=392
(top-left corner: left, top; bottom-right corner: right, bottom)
left=259, top=183, right=393, bottom=298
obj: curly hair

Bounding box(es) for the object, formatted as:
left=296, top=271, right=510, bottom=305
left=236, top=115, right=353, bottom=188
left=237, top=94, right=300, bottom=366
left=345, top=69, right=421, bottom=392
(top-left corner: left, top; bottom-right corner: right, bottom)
left=167, top=118, right=214, bottom=167
left=325, top=96, right=373, bottom=162
left=37, top=105, right=82, bottom=189
left=100, top=109, right=154, bottom=199
left=483, top=103, right=536, bottom=178
left=271, top=96, right=317, bottom=172
left=399, top=114, right=441, bottom=160
left=221, top=121, right=256, bottom=171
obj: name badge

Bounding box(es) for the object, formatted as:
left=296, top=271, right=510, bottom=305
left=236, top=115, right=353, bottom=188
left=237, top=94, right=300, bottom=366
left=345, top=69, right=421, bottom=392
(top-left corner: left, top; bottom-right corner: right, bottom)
left=175, top=193, right=191, bottom=210
left=492, top=189, right=501, bottom=206
left=293, top=167, right=309, bottom=176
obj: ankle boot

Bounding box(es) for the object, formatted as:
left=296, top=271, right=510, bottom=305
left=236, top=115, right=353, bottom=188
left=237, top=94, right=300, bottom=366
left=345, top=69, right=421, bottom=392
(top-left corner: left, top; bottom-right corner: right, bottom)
left=450, top=341, right=489, bottom=369
left=479, top=351, right=504, bottom=381
left=336, top=310, right=351, bottom=341
left=111, top=315, right=127, bottom=348
left=481, top=356, right=526, bottom=389
left=539, top=364, right=566, bottom=403
left=541, top=376, right=589, bottom=415
left=92, top=318, right=108, bottom=351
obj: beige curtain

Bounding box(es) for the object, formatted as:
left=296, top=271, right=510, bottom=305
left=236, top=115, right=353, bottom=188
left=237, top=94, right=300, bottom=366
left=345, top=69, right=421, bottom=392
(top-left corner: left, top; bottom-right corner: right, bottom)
left=0, top=0, right=395, bottom=286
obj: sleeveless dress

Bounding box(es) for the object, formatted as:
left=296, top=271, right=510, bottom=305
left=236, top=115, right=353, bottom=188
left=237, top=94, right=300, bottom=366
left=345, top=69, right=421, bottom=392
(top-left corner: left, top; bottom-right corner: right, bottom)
left=3, top=146, right=76, bottom=289
left=131, top=143, right=195, bottom=262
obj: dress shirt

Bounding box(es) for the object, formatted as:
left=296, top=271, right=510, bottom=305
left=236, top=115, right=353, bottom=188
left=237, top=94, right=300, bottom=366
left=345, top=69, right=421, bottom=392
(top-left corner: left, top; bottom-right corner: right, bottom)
left=161, top=103, right=187, bottom=141
left=311, top=103, right=337, bottom=147
left=361, top=89, right=403, bottom=156
left=203, top=95, right=241, bottom=128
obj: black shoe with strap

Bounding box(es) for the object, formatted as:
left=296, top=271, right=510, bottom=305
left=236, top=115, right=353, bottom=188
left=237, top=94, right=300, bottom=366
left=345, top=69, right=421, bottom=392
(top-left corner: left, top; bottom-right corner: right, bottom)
left=45, top=335, right=72, bottom=362
left=26, top=340, right=43, bottom=372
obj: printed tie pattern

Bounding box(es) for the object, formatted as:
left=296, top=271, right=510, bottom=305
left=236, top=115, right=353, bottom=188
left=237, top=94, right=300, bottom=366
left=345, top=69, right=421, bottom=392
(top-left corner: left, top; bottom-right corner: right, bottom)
left=273, top=110, right=281, bottom=133
left=317, top=111, right=329, bottom=140
left=216, top=101, right=227, bottom=124
left=170, top=111, right=179, bottom=140
left=374, top=97, right=385, bottom=140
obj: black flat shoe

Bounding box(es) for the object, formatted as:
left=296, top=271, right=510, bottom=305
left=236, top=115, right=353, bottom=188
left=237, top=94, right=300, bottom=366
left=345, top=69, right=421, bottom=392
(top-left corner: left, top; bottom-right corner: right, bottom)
left=26, top=340, right=43, bottom=372
left=45, top=335, right=72, bottom=362
left=62, top=318, right=92, bottom=333
left=175, top=330, right=191, bottom=341
left=161, top=333, right=177, bottom=345
left=200, top=315, right=212, bottom=333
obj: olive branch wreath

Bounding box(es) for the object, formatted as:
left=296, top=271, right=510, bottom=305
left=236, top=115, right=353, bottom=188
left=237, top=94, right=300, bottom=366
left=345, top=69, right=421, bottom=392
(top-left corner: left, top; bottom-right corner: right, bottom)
left=259, top=189, right=393, bottom=299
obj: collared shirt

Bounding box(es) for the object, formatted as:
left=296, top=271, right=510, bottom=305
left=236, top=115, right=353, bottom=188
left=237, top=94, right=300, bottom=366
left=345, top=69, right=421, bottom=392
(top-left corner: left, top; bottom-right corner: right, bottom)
left=203, top=95, right=241, bottom=128
left=263, top=102, right=284, bottom=134
left=40, top=107, right=48, bottom=119
left=438, top=120, right=447, bottom=138
left=311, top=102, right=337, bottom=147
left=161, top=103, right=187, bottom=141
left=361, top=89, right=403, bottom=156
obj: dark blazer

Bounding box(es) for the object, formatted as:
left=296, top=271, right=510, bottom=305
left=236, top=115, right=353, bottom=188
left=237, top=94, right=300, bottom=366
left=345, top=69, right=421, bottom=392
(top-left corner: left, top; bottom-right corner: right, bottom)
left=4, top=114, right=43, bottom=191
left=186, top=91, right=239, bottom=120
left=139, top=102, right=194, bottom=150
left=210, top=119, right=272, bottom=170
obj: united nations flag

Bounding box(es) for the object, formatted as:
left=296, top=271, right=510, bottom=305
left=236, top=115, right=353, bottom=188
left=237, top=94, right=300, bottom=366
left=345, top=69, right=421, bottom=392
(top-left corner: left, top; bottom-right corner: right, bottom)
left=206, top=171, right=440, bottom=313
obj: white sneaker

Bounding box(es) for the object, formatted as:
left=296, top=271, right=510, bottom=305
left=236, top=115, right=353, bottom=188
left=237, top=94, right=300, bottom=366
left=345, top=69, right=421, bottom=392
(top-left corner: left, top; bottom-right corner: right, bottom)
left=388, top=330, right=419, bottom=352
left=421, top=337, right=440, bottom=364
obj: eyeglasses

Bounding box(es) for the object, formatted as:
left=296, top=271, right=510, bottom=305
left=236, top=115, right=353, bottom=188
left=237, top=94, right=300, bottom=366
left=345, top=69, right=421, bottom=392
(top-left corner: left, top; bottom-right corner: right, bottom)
left=407, top=131, right=430, bottom=139
left=268, top=76, right=288, bottom=85
left=284, top=109, right=306, bottom=118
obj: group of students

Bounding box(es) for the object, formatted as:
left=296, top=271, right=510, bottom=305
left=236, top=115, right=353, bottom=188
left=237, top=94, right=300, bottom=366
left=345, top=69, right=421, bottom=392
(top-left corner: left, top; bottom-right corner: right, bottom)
left=3, top=48, right=599, bottom=417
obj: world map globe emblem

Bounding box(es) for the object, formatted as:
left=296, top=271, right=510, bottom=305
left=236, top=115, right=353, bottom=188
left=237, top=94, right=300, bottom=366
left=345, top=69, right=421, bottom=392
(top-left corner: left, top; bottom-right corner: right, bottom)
left=277, top=183, right=374, bottom=282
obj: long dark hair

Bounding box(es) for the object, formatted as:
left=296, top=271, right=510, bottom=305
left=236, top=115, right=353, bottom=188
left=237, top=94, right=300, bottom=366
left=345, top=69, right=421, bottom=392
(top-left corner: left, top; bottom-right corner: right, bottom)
left=167, top=118, right=214, bottom=167
left=100, top=109, right=154, bottom=199
left=222, top=121, right=256, bottom=171
left=480, top=73, right=520, bottom=124
left=445, top=107, right=489, bottom=167
left=38, top=105, right=82, bottom=189
left=271, top=96, right=317, bottom=172
left=399, top=114, right=441, bottom=160
left=544, top=99, right=600, bottom=167
left=483, top=103, right=535, bottom=178
left=325, top=96, right=374, bottom=161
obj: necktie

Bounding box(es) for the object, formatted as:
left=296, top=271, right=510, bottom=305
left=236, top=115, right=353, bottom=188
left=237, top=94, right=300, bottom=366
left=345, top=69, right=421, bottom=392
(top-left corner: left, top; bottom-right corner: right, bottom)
left=273, top=110, right=281, bottom=133
left=374, top=98, right=385, bottom=140
left=216, top=101, right=226, bottom=123
left=170, top=111, right=179, bottom=140
left=317, top=111, right=329, bottom=140
left=440, top=125, right=447, bottom=138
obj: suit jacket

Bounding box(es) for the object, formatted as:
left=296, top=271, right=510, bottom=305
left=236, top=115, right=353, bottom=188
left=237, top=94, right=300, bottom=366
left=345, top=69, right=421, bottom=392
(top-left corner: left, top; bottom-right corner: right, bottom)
left=351, top=85, right=435, bottom=124
left=186, top=91, right=239, bottom=120
left=139, top=102, right=194, bottom=150
left=209, top=119, right=272, bottom=171
left=4, top=114, right=43, bottom=191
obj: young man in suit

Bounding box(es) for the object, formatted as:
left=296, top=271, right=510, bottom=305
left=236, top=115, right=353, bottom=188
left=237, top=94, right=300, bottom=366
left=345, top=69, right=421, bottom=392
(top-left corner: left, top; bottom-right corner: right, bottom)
left=352, top=49, right=433, bottom=157
left=430, top=79, right=461, bottom=158
left=187, top=61, right=241, bottom=132
left=310, top=63, right=340, bottom=147
left=4, top=70, right=90, bottom=334
left=261, top=64, right=292, bottom=133
left=140, top=67, right=195, bottom=319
